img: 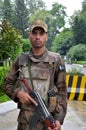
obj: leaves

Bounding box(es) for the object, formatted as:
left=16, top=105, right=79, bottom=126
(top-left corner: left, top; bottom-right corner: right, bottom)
left=51, top=28, right=74, bottom=55
left=67, top=44, right=86, bottom=61
left=0, top=19, right=23, bottom=60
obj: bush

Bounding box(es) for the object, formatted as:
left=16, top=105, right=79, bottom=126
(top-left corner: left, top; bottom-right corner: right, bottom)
left=0, top=67, right=9, bottom=95
left=0, top=19, right=23, bottom=61
left=0, top=94, right=10, bottom=103
left=67, top=44, right=86, bottom=61
left=22, top=38, right=31, bottom=52
left=66, top=67, right=84, bottom=76
left=74, top=61, right=86, bottom=65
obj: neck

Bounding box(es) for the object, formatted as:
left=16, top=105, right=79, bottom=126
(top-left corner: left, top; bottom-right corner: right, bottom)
left=32, top=46, right=46, bottom=56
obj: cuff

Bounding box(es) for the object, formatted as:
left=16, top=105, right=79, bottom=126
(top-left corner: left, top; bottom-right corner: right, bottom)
left=12, top=88, right=21, bottom=102
left=54, top=114, right=64, bottom=125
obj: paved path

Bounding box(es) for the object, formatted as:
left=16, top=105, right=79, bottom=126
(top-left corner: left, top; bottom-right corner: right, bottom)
left=0, top=101, right=86, bottom=130
left=0, top=109, right=19, bottom=130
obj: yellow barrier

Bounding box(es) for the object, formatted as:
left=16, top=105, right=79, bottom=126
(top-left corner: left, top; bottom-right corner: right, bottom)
left=66, top=75, right=86, bottom=101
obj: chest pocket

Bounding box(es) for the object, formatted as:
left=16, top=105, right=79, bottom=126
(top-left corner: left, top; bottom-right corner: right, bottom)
left=20, top=62, right=52, bottom=102
left=31, top=63, right=50, bottom=102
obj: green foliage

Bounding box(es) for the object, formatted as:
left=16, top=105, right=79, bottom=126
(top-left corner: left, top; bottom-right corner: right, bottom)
left=14, top=0, right=29, bottom=38
left=48, top=3, right=66, bottom=50
left=51, top=28, right=74, bottom=55
left=0, top=19, right=23, bottom=61
left=67, top=44, right=86, bottom=61
left=2, top=0, right=13, bottom=23
left=71, top=1, right=86, bottom=45
left=48, top=3, right=67, bottom=50
left=0, top=0, right=3, bottom=20
left=0, top=94, right=10, bottom=103
left=50, top=2, right=66, bottom=29
left=22, top=38, right=32, bottom=52
left=27, top=0, right=45, bottom=14
left=0, top=67, right=9, bottom=95
left=72, top=16, right=86, bottom=44
left=75, top=61, right=86, bottom=65
left=67, top=67, right=84, bottom=76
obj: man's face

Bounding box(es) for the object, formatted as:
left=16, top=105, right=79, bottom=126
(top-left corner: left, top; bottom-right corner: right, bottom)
left=29, top=27, right=48, bottom=49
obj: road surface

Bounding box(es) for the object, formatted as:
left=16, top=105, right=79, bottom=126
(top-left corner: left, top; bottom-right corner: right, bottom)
left=0, top=101, right=86, bottom=130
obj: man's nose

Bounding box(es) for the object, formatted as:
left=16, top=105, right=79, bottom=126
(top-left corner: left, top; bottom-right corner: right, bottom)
left=36, top=33, right=40, bottom=38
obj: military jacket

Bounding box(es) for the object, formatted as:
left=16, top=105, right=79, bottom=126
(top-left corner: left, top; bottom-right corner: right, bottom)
left=3, top=49, right=67, bottom=125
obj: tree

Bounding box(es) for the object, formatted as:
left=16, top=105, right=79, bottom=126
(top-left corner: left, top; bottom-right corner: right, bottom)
left=14, top=0, right=29, bottom=38
left=0, top=0, right=3, bottom=20
left=71, top=0, right=86, bottom=44
left=27, top=0, right=45, bottom=15
left=2, top=0, right=13, bottom=23
left=82, top=0, right=86, bottom=13
left=51, top=28, right=74, bottom=55
left=0, top=19, right=23, bottom=61
left=72, top=15, right=86, bottom=44
left=51, top=2, right=66, bottom=30
left=67, top=44, right=86, bottom=61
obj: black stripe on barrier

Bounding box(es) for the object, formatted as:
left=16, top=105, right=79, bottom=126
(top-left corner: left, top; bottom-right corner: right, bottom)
left=67, top=76, right=73, bottom=99
left=80, top=76, right=86, bottom=101
left=74, top=76, right=82, bottom=100
left=83, top=87, right=86, bottom=100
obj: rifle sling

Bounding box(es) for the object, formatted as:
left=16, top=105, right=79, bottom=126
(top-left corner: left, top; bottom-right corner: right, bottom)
left=28, top=57, right=34, bottom=89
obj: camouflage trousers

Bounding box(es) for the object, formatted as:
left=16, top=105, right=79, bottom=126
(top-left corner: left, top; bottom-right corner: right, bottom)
left=17, top=109, right=47, bottom=130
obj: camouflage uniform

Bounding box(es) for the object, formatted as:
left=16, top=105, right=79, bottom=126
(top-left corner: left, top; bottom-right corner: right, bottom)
left=3, top=49, right=67, bottom=130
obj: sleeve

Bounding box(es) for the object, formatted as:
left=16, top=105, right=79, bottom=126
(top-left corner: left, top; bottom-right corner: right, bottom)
left=54, top=56, right=67, bottom=125
left=3, top=57, right=21, bottom=102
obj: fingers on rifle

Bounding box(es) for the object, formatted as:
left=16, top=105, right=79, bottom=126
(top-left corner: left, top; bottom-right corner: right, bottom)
left=28, top=94, right=38, bottom=106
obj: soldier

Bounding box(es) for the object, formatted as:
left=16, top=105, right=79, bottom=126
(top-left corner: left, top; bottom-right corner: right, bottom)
left=3, top=20, right=67, bottom=130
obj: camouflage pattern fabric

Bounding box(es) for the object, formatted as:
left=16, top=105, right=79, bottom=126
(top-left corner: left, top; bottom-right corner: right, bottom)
left=17, top=110, right=47, bottom=130
left=3, top=49, right=67, bottom=128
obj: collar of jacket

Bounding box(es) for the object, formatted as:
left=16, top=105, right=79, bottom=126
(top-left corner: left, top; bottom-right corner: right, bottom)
left=28, top=48, right=48, bottom=62
left=28, top=48, right=60, bottom=63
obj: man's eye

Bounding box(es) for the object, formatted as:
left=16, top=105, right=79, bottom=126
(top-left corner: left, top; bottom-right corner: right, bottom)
left=40, top=32, right=45, bottom=35
left=32, top=32, right=36, bottom=35
left=32, top=31, right=45, bottom=35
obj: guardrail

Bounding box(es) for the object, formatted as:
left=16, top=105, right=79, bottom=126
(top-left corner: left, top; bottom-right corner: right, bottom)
left=66, top=75, right=86, bottom=101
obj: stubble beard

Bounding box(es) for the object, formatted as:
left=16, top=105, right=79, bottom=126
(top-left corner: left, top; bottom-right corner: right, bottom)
left=33, top=42, right=44, bottom=49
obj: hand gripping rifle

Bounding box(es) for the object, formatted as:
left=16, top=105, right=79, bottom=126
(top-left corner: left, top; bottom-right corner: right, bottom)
left=18, top=69, right=56, bottom=130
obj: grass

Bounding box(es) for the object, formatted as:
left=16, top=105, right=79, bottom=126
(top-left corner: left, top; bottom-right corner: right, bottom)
left=66, top=67, right=84, bottom=76
left=0, top=66, right=5, bottom=70
left=0, top=94, right=11, bottom=103
left=73, top=60, right=86, bottom=65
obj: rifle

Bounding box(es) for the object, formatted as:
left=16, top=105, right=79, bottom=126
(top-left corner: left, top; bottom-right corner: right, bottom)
left=18, top=69, right=56, bottom=130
